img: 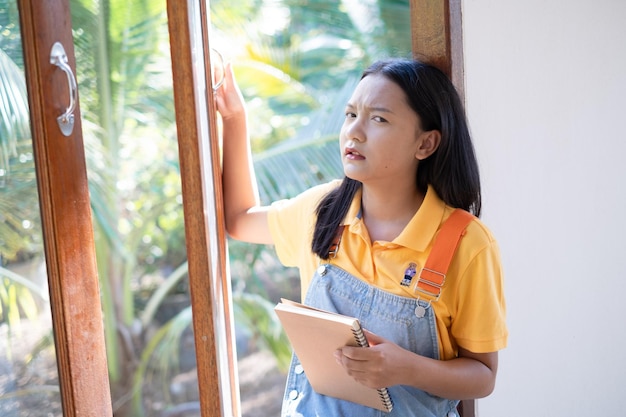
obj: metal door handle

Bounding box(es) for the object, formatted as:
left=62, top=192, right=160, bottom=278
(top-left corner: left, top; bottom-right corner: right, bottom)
left=50, top=42, right=77, bottom=136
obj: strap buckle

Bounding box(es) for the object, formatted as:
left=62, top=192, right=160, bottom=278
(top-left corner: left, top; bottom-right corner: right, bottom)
left=413, top=267, right=446, bottom=301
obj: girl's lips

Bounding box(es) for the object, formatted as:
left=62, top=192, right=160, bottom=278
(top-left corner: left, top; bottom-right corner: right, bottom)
left=345, top=147, right=364, bottom=160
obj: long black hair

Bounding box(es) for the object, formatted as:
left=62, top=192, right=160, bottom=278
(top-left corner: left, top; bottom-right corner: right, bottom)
left=312, top=58, right=481, bottom=259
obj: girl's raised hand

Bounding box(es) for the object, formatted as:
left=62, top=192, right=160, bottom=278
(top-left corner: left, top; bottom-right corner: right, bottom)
left=215, top=62, right=246, bottom=121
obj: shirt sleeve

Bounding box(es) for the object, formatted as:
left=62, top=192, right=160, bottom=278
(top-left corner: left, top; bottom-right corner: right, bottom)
left=450, top=236, right=508, bottom=353
left=267, top=181, right=340, bottom=267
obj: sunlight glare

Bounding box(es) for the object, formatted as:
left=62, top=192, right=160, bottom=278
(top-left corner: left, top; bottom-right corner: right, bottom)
left=258, top=1, right=290, bottom=35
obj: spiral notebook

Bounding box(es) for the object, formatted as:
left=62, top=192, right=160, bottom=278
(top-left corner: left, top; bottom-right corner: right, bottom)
left=274, top=299, right=393, bottom=412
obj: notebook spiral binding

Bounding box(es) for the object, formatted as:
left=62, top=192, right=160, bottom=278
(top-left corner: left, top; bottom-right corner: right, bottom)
left=351, top=327, right=369, bottom=348
left=351, top=327, right=394, bottom=412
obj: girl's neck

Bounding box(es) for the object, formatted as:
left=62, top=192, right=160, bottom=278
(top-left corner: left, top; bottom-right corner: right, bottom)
left=360, top=183, right=425, bottom=242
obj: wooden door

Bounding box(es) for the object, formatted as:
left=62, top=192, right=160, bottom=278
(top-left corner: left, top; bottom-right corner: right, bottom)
left=10, top=0, right=113, bottom=415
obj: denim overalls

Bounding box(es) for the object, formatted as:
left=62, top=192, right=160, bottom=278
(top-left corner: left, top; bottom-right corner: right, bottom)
left=281, top=264, right=460, bottom=417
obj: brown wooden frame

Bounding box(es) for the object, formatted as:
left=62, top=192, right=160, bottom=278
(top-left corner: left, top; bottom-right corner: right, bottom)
left=411, top=0, right=465, bottom=99
left=167, top=1, right=240, bottom=416
left=17, top=1, right=113, bottom=416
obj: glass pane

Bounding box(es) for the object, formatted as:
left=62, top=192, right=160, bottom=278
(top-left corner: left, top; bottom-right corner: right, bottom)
left=69, top=1, right=192, bottom=416
left=0, top=2, right=63, bottom=416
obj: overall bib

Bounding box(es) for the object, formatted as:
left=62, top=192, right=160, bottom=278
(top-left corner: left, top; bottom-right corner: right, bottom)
left=281, top=264, right=460, bottom=417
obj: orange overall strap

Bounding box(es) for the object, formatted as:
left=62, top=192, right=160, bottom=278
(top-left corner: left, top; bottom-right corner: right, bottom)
left=415, top=209, right=475, bottom=299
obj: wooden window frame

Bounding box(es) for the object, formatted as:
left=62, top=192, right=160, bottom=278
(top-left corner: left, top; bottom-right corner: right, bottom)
left=17, top=0, right=113, bottom=416
left=167, top=1, right=239, bottom=416
left=411, top=0, right=465, bottom=98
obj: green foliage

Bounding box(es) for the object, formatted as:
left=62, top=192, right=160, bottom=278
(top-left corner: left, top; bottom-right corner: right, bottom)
left=0, top=268, right=41, bottom=332
left=0, top=44, right=39, bottom=263
left=132, top=306, right=191, bottom=416
left=0, top=48, right=29, bottom=165
left=233, top=293, right=292, bottom=371
left=0, top=0, right=22, bottom=66
left=0, top=143, right=39, bottom=262
left=68, top=2, right=179, bottom=392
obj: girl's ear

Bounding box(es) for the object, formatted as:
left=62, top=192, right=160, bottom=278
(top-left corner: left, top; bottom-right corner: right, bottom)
left=415, top=130, right=441, bottom=160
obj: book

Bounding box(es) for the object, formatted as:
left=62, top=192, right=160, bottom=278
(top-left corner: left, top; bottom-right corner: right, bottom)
left=274, top=299, right=393, bottom=412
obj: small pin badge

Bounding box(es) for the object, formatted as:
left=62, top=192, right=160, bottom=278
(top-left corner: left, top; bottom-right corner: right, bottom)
left=400, top=262, right=418, bottom=287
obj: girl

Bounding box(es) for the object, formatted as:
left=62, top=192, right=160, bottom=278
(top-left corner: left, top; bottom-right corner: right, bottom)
left=217, top=58, right=507, bottom=417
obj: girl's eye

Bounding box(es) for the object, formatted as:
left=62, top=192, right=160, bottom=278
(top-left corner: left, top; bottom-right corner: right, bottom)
left=345, top=112, right=356, bottom=119
left=372, top=116, right=388, bottom=123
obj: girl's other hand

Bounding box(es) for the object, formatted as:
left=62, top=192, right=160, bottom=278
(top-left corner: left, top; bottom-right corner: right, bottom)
left=334, top=331, right=410, bottom=390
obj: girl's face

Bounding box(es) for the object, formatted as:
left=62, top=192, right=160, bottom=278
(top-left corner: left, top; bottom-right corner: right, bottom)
left=340, top=74, right=425, bottom=187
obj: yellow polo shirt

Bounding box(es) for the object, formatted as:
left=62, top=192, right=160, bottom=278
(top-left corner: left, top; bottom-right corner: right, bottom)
left=267, top=180, right=508, bottom=360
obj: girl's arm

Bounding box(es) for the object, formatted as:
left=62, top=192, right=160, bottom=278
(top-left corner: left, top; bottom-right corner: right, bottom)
left=216, top=63, right=272, bottom=245
left=335, top=331, right=498, bottom=400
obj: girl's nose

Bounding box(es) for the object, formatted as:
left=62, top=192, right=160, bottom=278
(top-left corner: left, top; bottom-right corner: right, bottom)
left=344, top=118, right=365, bottom=143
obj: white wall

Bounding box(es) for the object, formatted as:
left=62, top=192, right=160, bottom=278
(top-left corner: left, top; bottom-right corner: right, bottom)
left=462, top=0, right=626, bottom=415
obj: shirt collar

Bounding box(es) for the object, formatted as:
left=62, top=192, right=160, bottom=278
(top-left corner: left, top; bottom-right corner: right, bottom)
left=395, top=185, right=446, bottom=252
left=342, top=185, right=447, bottom=252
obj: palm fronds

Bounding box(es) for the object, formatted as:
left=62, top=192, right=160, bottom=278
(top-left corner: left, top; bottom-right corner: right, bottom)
left=0, top=48, right=29, bottom=174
